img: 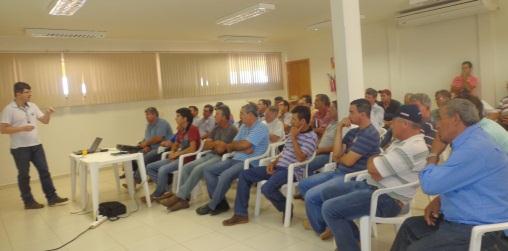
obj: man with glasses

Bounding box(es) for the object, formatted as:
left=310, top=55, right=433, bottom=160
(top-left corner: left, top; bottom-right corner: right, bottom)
left=0, top=82, right=68, bottom=209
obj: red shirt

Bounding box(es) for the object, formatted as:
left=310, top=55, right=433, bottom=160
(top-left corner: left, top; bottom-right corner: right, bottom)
left=175, top=125, right=200, bottom=163
left=452, top=75, right=479, bottom=94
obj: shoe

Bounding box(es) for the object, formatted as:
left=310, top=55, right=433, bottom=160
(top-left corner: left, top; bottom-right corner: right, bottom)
left=154, top=192, right=174, bottom=201
left=168, top=199, right=190, bottom=212
left=320, top=228, right=333, bottom=240
left=302, top=219, right=312, bottom=230
left=293, top=194, right=304, bottom=200
left=222, top=214, right=249, bottom=226
left=210, top=200, right=230, bottom=216
left=160, top=194, right=180, bottom=207
left=48, top=196, right=69, bottom=207
left=25, top=201, right=44, bottom=210
left=196, top=204, right=213, bottom=215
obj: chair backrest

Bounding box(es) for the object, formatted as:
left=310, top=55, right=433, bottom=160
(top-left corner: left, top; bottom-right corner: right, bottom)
left=269, top=140, right=286, bottom=157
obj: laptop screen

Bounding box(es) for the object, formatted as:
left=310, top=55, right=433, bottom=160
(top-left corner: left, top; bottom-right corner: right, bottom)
left=89, top=137, right=103, bottom=152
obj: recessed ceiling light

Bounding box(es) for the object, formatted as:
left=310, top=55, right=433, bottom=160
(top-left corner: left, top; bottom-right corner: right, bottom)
left=49, top=0, right=87, bottom=16
left=26, top=28, right=106, bottom=39
left=217, top=3, right=275, bottom=26
left=218, top=35, right=265, bottom=43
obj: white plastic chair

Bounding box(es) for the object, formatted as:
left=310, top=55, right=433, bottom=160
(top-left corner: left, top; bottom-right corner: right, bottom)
left=344, top=171, right=419, bottom=251
left=469, top=222, right=508, bottom=251
left=254, top=151, right=317, bottom=227
left=221, top=142, right=275, bottom=169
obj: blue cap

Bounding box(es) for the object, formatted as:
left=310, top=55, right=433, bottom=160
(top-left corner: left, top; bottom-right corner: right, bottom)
left=395, top=105, right=422, bottom=123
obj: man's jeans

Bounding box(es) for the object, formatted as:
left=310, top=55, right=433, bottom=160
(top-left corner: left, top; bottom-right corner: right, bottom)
left=146, top=158, right=178, bottom=197
left=306, top=153, right=331, bottom=175
left=203, top=159, right=244, bottom=210
left=10, top=144, right=58, bottom=204
left=134, top=148, right=161, bottom=182
left=176, top=153, right=221, bottom=200
left=322, top=181, right=401, bottom=251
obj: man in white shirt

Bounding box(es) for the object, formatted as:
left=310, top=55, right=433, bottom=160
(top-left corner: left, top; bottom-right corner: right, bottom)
left=263, top=106, right=285, bottom=143
left=278, top=100, right=292, bottom=134
left=365, top=88, right=385, bottom=132
left=0, top=82, right=68, bottom=209
left=195, top=104, right=215, bottom=139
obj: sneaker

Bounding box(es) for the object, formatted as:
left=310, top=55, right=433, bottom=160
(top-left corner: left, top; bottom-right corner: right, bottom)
left=168, top=199, right=190, bottom=212
left=196, top=204, right=213, bottom=215
left=160, top=195, right=180, bottom=207
left=302, top=219, right=312, bottom=230
left=48, top=196, right=69, bottom=207
left=210, top=200, right=230, bottom=216
left=222, top=215, right=249, bottom=226
left=25, top=201, right=44, bottom=210
left=320, top=228, right=333, bottom=240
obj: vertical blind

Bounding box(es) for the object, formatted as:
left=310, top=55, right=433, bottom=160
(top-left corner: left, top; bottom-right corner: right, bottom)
left=0, top=54, right=16, bottom=107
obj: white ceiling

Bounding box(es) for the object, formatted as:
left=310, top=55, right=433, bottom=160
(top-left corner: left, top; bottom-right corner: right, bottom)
left=0, top=0, right=410, bottom=43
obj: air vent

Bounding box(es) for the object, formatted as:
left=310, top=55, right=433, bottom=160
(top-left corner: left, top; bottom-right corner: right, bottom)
left=25, top=28, right=106, bottom=39
left=218, top=35, right=265, bottom=43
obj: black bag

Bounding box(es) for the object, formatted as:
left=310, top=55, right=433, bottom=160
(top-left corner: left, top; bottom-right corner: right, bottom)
left=98, top=201, right=126, bottom=219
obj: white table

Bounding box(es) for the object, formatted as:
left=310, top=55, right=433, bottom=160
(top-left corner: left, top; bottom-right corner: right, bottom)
left=69, top=150, right=152, bottom=220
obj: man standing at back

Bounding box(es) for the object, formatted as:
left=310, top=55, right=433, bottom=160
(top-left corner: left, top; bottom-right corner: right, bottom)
left=0, top=82, right=68, bottom=209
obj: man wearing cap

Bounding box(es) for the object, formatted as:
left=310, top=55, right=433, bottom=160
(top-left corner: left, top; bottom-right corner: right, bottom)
left=322, top=105, right=429, bottom=251
left=378, top=89, right=401, bottom=124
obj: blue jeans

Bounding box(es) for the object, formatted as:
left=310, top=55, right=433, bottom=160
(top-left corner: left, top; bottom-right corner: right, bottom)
left=134, top=148, right=161, bottom=182
left=322, top=181, right=401, bottom=251
left=203, top=159, right=245, bottom=209
left=176, top=153, right=221, bottom=199
left=234, top=166, right=290, bottom=216
left=10, top=144, right=58, bottom=204
left=146, top=158, right=179, bottom=197
left=306, top=153, right=331, bottom=175
left=391, top=216, right=508, bottom=251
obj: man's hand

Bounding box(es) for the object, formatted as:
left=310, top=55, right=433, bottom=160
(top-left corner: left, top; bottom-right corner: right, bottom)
left=424, top=197, right=441, bottom=226
left=339, top=117, right=351, bottom=128
left=214, top=141, right=227, bottom=154
left=46, top=107, right=55, bottom=114
left=242, top=147, right=254, bottom=154
left=160, top=141, right=172, bottom=148
left=289, top=124, right=304, bottom=139
left=266, top=162, right=275, bottom=175
left=142, top=146, right=150, bottom=153
left=20, top=125, right=35, bottom=132
left=169, top=152, right=179, bottom=160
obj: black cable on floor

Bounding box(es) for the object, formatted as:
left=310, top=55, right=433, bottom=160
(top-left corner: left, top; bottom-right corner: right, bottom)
left=44, top=226, right=92, bottom=251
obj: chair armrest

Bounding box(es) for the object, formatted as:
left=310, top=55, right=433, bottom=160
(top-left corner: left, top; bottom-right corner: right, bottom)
left=258, top=155, right=278, bottom=167
left=244, top=152, right=269, bottom=169
left=469, top=222, right=508, bottom=251
left=222, top=152, right=234, bottom=161
left=269, top=141, right=286, bottom=156
left=344, top=170, right=368, bottom=182
left=178, top=150, right=202, bottom=167
left=197, top=150, right=212, bottom=159
left=290, top=152, right=317, bottom=179
left=321, top=162, right=336, bottom=173
left=369, top=181, right=420, bottom=217
left=161, top=152, right=169, bottom=160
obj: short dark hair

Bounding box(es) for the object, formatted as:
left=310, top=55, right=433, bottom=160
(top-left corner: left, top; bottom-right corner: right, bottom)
left=350, top=99, right=371, bottom=117
left=215, top=105, right=231, bottom=120
left=259, top=99, right=271, bottom=107
left=215, top=102, right=224, bottom=108
left=188, top=105, right=198, bottom=113
left=365, top=88, right=378, bottom=98
left=145, top=107, right=159, bottom=117
left=280, top=100, right=289, bottom=109
left=462, top=61, right=473, bottom=68
left=176, top=107, right=194, bottom=129
left=316, top=94, right=331, bottom=106
left=291, top=105, right=311, bottom=124
left=242, top=102, right=258, bottom=117
left=14, top=82, right=31, bottom=97
left=300, top=95, right=312, bottom=105
left=204, top=104, right=214, bottom=112
left=274, top=96, right=284, bottom=104
left=435, top=89, right=452, bottom=99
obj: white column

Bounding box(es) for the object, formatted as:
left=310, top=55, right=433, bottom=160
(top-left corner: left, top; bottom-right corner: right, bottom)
left=330, top=0, right=365, bottom=117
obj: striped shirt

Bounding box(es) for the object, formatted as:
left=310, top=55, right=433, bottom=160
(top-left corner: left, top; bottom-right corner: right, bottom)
left=232, top=120, right=269, bottom=163
left=370, top=133, right=429, bottom=202
left=277, top=130, right=318, bottom=180
left=337, top=124, right=380, bottom=173
left=420, top=120, right=436, bottom=149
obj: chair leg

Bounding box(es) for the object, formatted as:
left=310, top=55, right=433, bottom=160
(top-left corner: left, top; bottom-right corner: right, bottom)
left=113, top=164, right=121, bottom=193
left=172, top=171, right=179, bottom=193
left=254, top=181, right=265, bottom=217
left=359, top=216, right=371, bottom=251
left=372, top=223, right=378, bottom=238
left=283, top=183, right=294, bottom=227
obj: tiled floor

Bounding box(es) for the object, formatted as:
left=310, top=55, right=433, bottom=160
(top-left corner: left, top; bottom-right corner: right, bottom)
left=0, top=169, right=428, bottom=251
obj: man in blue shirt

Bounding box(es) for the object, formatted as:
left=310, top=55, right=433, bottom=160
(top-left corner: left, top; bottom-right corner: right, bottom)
left=391, top=99, right=508, bottom=251
left=196, top=102, right=269, bottom=216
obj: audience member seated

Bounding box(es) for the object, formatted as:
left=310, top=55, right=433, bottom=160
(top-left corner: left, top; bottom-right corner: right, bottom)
left=404, top=93, right=413, bottom=105
left=215, top=101, right=234, bottom=125
left=144, top=108, right=200, bottom=201
left=431, top=90, right=452, bottom=124
left=194, top=104, right=215, bottom=139
left=378, top=89, right=401, bottom=123
left=392, top=99, right=508, bottom=251
left=451, top=61, right=480, bottom=97
left=257, top=99, right=271, bottom=120
left=263, top=106, right=285, bottom=143
left=364, top=88, right=385, bottom=132
left=312, top=94, right=332, bottom=138
left=323, top=105, right=429, bottom=251
left=189, top=105, right=199, bottom=125
left=278, top=100, right=292, bottom=133
left=298, top=95, right=313, bottom=109
left=274, top=96, right=284, bottom=106
left=222, top=106, right=318, bottom=226
left=159, top=105, right=238, bottom=211
left=196, top=103, right=269, bottom=216
left=300, top=99, right=380, bottom=239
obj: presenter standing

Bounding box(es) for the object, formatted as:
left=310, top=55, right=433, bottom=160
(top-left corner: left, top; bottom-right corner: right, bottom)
left=1, top=82, right=68, bottom=209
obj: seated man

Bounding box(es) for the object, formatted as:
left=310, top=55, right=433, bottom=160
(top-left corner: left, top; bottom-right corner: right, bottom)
left=377, top=89, right=401, bottom=124
left=312, top=94, right=332, bottom=137
left=145, top=108, right=200, bottom=200
left=263, top=105, right=285, bottom=143
left=300, top=99, right=380, bottom=239
left=196, top=103, right=269, bottom=215
left=257, top=99, right=271, bottom=121
left=194, top=104, right=215, bottom=139
left=278, top=100, right=292, bottom=133
left=321, top=105, right=429, bottom=251
left=222, top=106, right=318, bottom=226
left=365, top=88, right=385, bottom=132
left=391, top=99, right=508, bottom=251
left=160, top=105, right=238, bottom=211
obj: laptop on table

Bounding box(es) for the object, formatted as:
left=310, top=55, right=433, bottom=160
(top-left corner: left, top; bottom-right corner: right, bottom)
left=73, top=137, right=103, bottom=155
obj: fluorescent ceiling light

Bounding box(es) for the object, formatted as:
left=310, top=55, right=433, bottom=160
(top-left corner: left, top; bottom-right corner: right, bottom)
left=307, top=20, right=331, bottom=31
left=217, top=3, right=275, bottom=26
left=49, top=0, right=87, bottom=16
left=26, top=28, right=106, bottom=39
left=219, top=35, right=265, bottom=43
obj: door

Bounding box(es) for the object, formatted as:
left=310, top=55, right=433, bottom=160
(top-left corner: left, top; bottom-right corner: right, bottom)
left=286, top=59, right=311, bottom=101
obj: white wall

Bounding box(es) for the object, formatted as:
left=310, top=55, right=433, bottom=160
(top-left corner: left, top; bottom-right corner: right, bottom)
left=0, top=38, right=287, bottom=186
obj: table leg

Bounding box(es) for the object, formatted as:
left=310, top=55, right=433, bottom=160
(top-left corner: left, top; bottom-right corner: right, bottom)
left=90, top=164, right=100, bottom=221
left=124, top=162, right=135, bottom=201
left=70, top=157, right=76, bottom=201
left=79, top=162, right=88, bottom=211
left=137, top=154, right=151, bottom=207
left=113, top=164, right=121, bottom=193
